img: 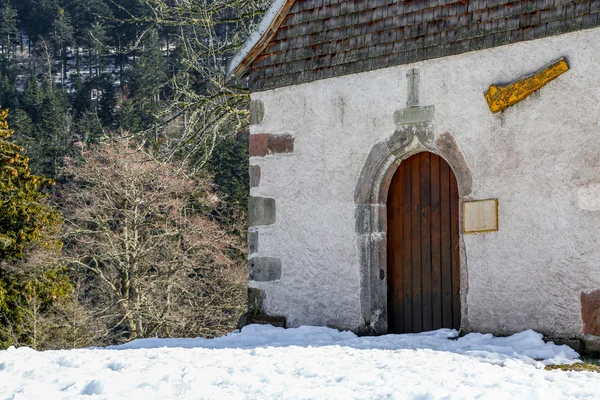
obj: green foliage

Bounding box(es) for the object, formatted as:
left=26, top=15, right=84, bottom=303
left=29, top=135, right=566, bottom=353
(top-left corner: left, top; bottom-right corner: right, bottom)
left=130, top=29, right=165, bottom=100
left=53, top=9, right=73, bottom=49
left=0, top=109, right=62, bottom=260
left=0, top=2, right=18, bottom=68
left=67, top=0, right=112, bottom=48
left=12, top=0, right=60, bottom=43
left=0, top=2, right=18, bottom=41
left=9, top=78, right=79, bottom=179
left=113, top=100, right=140, bottom=133
left=86, top=22, right=108, bottom=77
left=24, top=86, right=74, bottom=178
left=0, top=72, right=18, bottom=110
left=0, top=108, right=73, bottom=349
left=20, top=75, right=41, bottom=117
left=207, top=133, right=249, bottom=230
left=0, top=265, right=73, bottom=349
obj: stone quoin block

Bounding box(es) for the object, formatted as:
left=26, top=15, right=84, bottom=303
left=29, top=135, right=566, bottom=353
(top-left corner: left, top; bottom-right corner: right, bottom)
left=248, top=257, right=282, bottom=282
left=248, top=230, right=258, bottom=254
left=585, top=338, right=600, bottom=357
left=581, top=290, right=600, bottom=335
left=248, top=287, right=265, bottom=313
left=249, top=100, right=265, bottom=125
left=249, top=165, right=261, bottom=188
left=248, top=196, right=276, bottom=226
left=249, top=133, right=294, bottom=157
left=238, top=287, right=286, bottom=329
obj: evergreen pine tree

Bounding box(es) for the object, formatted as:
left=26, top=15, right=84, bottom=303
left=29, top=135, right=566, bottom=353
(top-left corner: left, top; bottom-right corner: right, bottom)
left=52, top=9, right=73, bottom=90
left=0, top=108, right=72, bottom=349
left=0, top=2, right=18, bottom=69
left=20, top=74, right=41, bottom=121
left=0, top=2, right=19, bottom=109
left=0, top=108, right=61, bottom=260
left=13, top=0, right=60, bottom=47
left=128, top=29, right=166, bottom=131
left=129, top=29, right=165, bottom=105
left=36, top=85, right=72, bottom=177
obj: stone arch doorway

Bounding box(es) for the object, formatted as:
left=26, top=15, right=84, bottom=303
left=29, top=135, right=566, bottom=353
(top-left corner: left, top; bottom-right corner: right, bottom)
left=386, top=152, right=460, bottom=333
left=353, top=126, right=471, bottom=335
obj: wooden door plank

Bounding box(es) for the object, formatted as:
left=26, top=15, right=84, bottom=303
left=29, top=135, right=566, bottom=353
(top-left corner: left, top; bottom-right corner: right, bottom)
left=395, top=163, right=404, bottom=333
left=390, top=162, right=405, bottom=332
left=430, top=154, right=442, bottom=330
left=450, top=172, right=461, bottom=330
left=420, top=152, right=432, bottom=332
left=440, top=160, right=453, bottom=329
left=401, top=158, right=413, bottom=333
left=411, top=153, right=422, bottom=333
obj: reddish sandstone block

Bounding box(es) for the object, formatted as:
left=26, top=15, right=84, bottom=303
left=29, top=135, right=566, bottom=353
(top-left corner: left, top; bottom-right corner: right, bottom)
left=249, top=134, right=269, bottom=157
left=249, top=134, right=294, bottom=157
left=269, top=134, right=294, bottom=154
left=581, top=290, right=600, bottom=335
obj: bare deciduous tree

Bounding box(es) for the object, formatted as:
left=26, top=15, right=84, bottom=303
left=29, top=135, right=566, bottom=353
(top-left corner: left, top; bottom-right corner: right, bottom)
left=58, top=136, right=246, bottom=342
left=123, top=0, right=270, bottom=168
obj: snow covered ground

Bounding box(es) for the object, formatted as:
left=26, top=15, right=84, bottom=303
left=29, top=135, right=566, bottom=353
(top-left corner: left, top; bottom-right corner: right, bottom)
left=1, top=325, right=599, bottom=399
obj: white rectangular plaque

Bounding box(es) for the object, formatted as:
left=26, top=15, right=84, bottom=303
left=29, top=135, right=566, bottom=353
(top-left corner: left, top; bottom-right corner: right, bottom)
left=463, top=199, right=498, bottom=234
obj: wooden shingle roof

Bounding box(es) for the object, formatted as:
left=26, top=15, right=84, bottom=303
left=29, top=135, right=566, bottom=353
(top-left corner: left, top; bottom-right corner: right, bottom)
left=230, top=0, right=600, bottom=92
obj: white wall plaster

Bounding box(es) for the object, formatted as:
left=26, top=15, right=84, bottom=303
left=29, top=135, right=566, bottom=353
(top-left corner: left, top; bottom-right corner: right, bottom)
left=249, top=27, right=600, bottom=338
left=578, top=184, right=600, bottom=211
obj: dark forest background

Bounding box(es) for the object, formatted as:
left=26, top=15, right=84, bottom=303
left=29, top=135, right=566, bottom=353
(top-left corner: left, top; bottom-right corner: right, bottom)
left=0, top=0, right=269, bottom=349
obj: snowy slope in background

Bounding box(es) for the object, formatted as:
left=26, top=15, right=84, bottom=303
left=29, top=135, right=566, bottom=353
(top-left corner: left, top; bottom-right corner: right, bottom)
left=0, top=325, right=598, bottom=399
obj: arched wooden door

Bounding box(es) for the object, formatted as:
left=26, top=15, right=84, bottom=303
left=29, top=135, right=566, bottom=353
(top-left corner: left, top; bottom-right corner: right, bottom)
left=387, top=152, right=460, bottom=333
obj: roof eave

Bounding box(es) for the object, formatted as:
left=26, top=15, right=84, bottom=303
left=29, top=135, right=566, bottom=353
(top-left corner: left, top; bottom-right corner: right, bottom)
left=227, top=0, right=296, bottom=79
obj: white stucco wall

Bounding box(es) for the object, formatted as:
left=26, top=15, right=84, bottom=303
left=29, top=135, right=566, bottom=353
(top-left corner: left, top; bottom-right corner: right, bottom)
left=248, top=27, right=600, bottom=338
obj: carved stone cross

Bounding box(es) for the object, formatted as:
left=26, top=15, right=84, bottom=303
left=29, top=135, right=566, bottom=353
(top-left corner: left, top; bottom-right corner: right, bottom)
left=393, top=68, right=435, bottom=126
left=407, top=68, right=420, bottom=107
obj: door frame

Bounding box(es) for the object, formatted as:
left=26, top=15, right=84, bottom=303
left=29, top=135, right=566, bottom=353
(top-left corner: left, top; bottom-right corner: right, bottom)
left=354, top=125, right=473, bottom=335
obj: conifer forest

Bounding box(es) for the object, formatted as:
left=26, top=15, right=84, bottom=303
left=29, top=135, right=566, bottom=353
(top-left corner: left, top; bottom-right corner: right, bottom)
left=0, top=0, right=269, bottom=349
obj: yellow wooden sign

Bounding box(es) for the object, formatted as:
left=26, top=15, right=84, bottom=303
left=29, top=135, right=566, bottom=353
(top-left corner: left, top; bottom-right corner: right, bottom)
left=484, top=58, right=569, bottom=113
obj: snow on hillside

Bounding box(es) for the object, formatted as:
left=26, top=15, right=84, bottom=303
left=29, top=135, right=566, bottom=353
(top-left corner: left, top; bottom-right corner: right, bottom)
left=1, top=325, right=598, bottom=399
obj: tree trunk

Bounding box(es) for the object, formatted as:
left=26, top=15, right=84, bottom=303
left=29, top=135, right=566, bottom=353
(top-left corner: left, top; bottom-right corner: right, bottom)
left=76, top=47, right=80, bottom=75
